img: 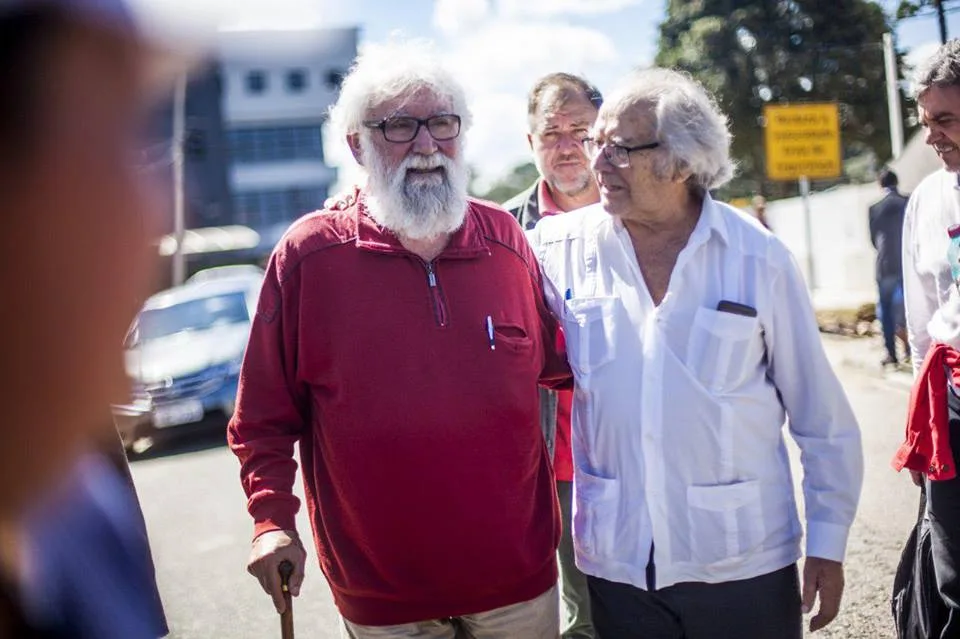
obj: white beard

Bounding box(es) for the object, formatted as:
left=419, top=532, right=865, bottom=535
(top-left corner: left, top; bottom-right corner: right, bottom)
left=362, top=143, right=469, bottom=241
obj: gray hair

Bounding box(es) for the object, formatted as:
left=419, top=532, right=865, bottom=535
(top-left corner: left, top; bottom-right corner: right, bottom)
left=607, top=68, right=735, bottom=192
left=527, top=72, right=602, bottom=131
left=329, top=39, right=472, bottom=141
left=914, top=38, right=960, bottom=98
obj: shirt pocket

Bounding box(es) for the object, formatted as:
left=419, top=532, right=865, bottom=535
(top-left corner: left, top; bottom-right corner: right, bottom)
left=491, top=322, right=533, bottom=354
left=562, top=296, right=618, bottom=377
left=685, top=307, right=763, bottom=394
left=686, top=480, right=765, bottom=566
left=572, top=466, right=619, bottom=559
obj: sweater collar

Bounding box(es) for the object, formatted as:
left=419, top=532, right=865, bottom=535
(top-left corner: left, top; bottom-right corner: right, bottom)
left=354, top=192, right=490, bottom=260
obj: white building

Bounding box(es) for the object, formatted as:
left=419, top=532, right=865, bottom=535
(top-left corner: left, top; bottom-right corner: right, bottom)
left=217, top=27, right=358, bottom=245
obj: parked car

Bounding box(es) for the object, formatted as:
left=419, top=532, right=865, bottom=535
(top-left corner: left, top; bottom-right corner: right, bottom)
left=113, top=267, right=264, bottom=453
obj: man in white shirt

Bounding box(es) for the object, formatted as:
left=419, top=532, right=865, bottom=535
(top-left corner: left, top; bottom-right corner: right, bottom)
left=902, top=38, right=960, bottom=638
left=528, top=68, right=863, bottom=639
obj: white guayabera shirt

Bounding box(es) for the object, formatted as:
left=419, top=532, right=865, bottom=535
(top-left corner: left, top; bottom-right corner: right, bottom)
left=902, top=169, right=960, bottom=376
left=528, top=196, right=863, bottom=590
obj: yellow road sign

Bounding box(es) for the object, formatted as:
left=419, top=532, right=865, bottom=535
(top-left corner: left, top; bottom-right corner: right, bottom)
left=763, top=103, right=841, bottom=181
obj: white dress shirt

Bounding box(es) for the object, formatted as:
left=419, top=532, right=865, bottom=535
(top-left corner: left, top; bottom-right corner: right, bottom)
left=528, top=196, right=863, bottom=590
left=903, top=169, right=960, bottom=374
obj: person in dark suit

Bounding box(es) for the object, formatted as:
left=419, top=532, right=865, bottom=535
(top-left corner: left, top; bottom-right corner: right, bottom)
left=869, top=168, right=909, bottom=366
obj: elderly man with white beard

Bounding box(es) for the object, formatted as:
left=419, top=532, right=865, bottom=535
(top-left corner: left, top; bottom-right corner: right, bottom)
left=228, top=40, right=571, bottom=639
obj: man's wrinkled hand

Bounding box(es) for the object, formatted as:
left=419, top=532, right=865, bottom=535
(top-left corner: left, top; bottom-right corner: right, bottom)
left=801, top=556, right=845, bottom=632
left=247, top=529, right=307, bottom=614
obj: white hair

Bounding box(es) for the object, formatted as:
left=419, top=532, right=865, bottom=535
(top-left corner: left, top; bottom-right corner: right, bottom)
left=329, top=39, right=473, bottom=141
left=608, top=68, right=735, bottom=192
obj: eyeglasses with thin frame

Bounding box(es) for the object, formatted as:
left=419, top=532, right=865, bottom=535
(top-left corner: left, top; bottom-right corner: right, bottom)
left=363, top=114, right=462, bottom=143
left=582, top=137, right=660, bottom=168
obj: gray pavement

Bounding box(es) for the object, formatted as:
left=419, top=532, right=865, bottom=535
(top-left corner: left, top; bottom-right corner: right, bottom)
left=131, top=333, right=919, bottom=638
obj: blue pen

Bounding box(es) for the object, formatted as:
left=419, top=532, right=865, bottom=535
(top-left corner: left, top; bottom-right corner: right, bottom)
left=486, top=315, right=495, bottom=350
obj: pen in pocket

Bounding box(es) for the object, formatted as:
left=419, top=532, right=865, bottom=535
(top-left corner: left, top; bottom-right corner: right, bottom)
left=485, top=315, right=495, bottom=350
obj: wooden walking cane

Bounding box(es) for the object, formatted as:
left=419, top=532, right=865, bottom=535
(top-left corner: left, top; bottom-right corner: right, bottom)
left=279, top=560, right=295, bottom=639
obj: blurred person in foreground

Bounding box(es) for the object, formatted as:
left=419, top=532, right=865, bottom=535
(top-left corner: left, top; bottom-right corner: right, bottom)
left=868, top=168, right=908, bottom=368
left=503, top=72, right=601, bottom=639
left=228, top=40, right=570, bottom=638
left=895, top=38, right=960, bottom=639
left=0, top=1, right=196, bottom=636
left=528, top=68, right=863, bottom=638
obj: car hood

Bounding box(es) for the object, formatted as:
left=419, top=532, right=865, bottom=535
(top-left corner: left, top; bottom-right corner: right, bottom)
left=125, top=323, right=249, bottom=383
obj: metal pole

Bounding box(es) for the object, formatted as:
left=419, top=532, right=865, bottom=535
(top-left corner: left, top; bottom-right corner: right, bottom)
left=883, top=33, right=905, bottom=160
left=800, top=175, right=817, bottom=291
left=172, top=73, right=187, bottom=287
left=937, top=0, right=948, bottom=44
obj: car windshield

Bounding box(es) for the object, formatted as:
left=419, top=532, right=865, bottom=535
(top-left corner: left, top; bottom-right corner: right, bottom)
left=136, top=292, right=249, bottom=342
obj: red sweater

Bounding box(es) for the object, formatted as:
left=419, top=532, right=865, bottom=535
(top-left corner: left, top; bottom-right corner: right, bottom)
left=892, top=342, right=960, bottom=481
left=228, top=196, right=569, bottom=625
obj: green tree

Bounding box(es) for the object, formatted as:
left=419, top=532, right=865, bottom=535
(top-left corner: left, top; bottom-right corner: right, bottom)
left=656, top=0, right=908, bottom=199
left=472, top=162, right=540, bottom=204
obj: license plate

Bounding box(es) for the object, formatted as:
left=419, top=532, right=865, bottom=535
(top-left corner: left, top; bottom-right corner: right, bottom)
left=153, top=400, right=204, bottom=429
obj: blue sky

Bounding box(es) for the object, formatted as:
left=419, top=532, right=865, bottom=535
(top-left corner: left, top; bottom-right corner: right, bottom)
left=140, top=0, right=960, bottom=189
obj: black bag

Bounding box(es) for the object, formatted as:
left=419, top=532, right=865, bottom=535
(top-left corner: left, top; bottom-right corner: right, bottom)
left=892, top=486, right=950, bottom=638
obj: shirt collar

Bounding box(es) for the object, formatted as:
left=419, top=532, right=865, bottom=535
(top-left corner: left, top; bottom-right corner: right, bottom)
left=537, top=180, right=562, bottom=216
left=608, top=192, right=728, bottom=251
left=697, top=193, right=730, bottom=246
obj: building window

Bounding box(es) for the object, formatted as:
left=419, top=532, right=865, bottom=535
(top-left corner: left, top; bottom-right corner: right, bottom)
left=246, top=70, right=267, bottom=94
left=287, top=69, right=308, bottom=93
left=233, top=187, right=328, bottom=229
left=325, top=70, right=345, bottom=90
left=227, top=125, right=325, bottom=164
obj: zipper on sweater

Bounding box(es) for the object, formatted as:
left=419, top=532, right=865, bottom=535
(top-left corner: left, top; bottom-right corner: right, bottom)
left=423, top=261, right=448, bottom=327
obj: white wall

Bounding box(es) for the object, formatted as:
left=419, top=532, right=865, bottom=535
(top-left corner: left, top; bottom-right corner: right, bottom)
left=766, top=183, right=884, bottom=310
left=231, top=161, right=336, bottom=191
left=218, top=28, right=357, bottom=126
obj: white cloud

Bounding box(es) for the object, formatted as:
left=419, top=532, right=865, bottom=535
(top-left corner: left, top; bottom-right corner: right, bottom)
left=130, top=0, right=357, bottom=31
left=463, top=92, right=530, bottom=193
left=905, top=40, right=939, bottom=74
left=448, top=21, right=619, bottom=92
left=497, top=0, right=644, bottom=19
left=432, top=0, right=492, bottom=37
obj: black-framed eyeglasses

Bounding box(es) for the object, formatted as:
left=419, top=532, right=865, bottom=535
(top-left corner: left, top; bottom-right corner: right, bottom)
left=582, top=137, right=660, bottom=168
left=363, top=114, right=462, bottom=143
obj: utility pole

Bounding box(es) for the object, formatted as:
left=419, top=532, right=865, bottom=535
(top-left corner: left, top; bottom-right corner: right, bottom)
left=172, top=73, right=187, bottom=287
left=883, top=33, right=905, bottom=159
left=936, top=0, right=948, bottom=44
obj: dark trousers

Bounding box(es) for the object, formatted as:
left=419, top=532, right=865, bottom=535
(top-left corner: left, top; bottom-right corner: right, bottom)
left=926, top=386, right=960, bottom=638
left=587, top=565, right=801, bottom=639
left=557, top=480, right=595, bottom=638
left=878, top=276, right=904, bottom=361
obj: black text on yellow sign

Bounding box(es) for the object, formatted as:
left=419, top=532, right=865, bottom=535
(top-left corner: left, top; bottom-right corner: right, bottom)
left=763, top=103, right=842, bottom=181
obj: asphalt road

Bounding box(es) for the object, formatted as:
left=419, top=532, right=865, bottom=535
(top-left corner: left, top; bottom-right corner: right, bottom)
left=131, top=335, right=918, bottom=639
